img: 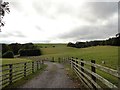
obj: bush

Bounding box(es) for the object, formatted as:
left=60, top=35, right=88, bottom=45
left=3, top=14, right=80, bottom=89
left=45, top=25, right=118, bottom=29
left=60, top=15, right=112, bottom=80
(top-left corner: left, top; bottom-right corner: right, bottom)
left=2, top=44, right=10, bottom=54
left=67, top=42, right=75, bottom=47
left=19, top=49, right=41, bottom=56
left=8, top=43, right=22, bottom=55
left=2, top=51, right=14, bottom=58
left=53, top=46, right=55, bottom=48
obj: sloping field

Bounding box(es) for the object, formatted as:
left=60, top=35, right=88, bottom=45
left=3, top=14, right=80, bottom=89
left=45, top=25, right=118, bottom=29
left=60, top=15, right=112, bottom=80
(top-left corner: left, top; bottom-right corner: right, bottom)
left=2, top=45, right=119, bottom=69
left=2, top=58, right=32, bottom=65
left=37, top=44, right=119, bottom=69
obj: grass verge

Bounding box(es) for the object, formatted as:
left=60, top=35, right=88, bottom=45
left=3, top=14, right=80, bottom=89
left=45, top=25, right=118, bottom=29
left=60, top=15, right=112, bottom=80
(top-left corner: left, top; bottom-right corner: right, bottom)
left=64, top=63, right=86, bottom=89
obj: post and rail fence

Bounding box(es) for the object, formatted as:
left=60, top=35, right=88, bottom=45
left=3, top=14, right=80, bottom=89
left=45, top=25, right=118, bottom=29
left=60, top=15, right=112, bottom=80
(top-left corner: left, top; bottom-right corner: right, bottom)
left=69, top=57, right=120, bottom=89
left=0, top=60, right=44, bottom=88
left=41, top=56, right=119, bottom=89
left=0, top=56, right=119, bottom=89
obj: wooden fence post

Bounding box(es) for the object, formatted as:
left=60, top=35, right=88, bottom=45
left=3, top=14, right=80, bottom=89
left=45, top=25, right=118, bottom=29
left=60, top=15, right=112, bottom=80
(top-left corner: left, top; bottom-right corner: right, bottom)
left=32, top=61, right=34, bottom=73
left=58, top=57, right=60, bottom=63
left=76, top=58, right=78, bottom=68
left=118, top=66, right=120, bottom=90
left=67, top=57, right=69, bottom=62
left=52, top=57, right=54, bottom=62
left=24, top=63, right=26, bottom=77
left=42, top=60, right=44, bottom=64
left=66, top=57, right=68, bottom=62
left=38, top=61, right=40, bottom=69
left=91, top=60, right=96, bottom=89
left=64, top=57, right=65, bottom=63
left=68, top=57, right=70, bottom=60
left=65, top=57, right=67, bottom=62
left=39, top=61, right=41, bottom=69
left=69, top=57, right=71, bottom=64
left=81, top=59, right=84, bottom=76
left=72, top=57, right=75, bottom=68
left=118, top=65, right=120, bottom=89
left=63, top=57, right=65, bottom=63
left=61, top=57, right=64, bottom=63
left=37, top=61, right=39, bottom=70
left=9, top=64, right=13, bottom=84
left=71, top=57, right=73, bottom=69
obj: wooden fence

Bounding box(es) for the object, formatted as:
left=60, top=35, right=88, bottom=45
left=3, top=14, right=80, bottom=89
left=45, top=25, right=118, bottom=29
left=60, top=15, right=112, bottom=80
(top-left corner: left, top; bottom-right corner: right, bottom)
left=0, top=60, right=44, bottom=88
left=70, top=57, right=120, bottom=89
left=41, top=57, right=69, bottom=63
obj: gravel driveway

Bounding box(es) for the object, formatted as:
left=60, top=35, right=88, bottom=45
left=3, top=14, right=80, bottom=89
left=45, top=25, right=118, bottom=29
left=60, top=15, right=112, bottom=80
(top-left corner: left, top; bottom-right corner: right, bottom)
left=20, top=61, right=77, bottom=88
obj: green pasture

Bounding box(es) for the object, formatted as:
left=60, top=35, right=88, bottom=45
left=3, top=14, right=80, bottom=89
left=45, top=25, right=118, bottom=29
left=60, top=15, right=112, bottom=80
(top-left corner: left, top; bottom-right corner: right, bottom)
left=35, top=43, right=66, bottom=48
left=37, top=44, right=119, bottom=69
left=2, top=58, right=32, bottom=65
left=2, top=44, right=118, bottom=70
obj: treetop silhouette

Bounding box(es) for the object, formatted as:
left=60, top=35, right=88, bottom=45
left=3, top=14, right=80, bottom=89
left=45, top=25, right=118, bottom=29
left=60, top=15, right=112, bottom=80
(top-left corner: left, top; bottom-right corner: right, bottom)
left=0, top=1, right=10, bottom=31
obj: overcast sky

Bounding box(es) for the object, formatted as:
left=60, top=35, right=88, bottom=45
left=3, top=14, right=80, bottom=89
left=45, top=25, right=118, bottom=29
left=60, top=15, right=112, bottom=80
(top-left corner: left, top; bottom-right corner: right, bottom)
left=0, top=0, right=119, bottom=43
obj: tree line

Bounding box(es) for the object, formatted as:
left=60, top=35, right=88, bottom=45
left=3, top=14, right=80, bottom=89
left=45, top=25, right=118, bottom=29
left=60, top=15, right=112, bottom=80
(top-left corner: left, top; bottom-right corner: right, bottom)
left=1, top=43, right=41, bottom=58
left=67, top=33, right=120, bottom=48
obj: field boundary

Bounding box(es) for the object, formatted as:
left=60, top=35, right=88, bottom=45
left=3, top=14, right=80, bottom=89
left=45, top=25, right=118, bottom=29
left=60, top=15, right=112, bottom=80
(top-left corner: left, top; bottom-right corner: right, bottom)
left=0, top=60, right=44, bottom=88
left=69, top=57, right=119, bottom=89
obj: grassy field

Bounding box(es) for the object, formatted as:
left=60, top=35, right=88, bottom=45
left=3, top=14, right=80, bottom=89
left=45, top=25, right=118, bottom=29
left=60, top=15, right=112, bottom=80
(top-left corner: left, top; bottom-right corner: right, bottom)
left=37, top=44, right=119, bottom=69
left=2, top=58, right=32, bottom=65
left=2, top=44, right=119, bottom=70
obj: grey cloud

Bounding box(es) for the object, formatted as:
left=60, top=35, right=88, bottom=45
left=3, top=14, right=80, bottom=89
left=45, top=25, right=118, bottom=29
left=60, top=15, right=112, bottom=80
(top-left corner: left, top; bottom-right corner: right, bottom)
left=61, top=2, right=118, bottom=41
left=35, top=25, right=42, bottom=31
left=56, top=3, right=73, bottom=15
left=32, top=40, right=51, bottom=43
left=0, top=40, right=15, bottom=44
left=33, top=1, right=118, bottom=22
left=90, top=2, right=117, bottom=17
left=9, top=0, right=23, bottom=11
left=84, top=2, right=118, bottom=21
left=32, top=0, right=54, bottom=15
left=58, top=19, right=117, bottom=41
left=0, top=31, right=26, bottom=38
left=32, top=0, right=74, bottom=19
left=59, top=27, right=92, bottom=39
left=32, top=2, right=45, bottom=14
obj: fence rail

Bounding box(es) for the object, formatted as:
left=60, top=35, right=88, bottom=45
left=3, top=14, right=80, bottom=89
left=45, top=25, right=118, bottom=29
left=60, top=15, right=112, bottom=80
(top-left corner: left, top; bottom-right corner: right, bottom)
left=70, top=57, right=119, bottom=89
left=0, top=60, right=44, bottom=88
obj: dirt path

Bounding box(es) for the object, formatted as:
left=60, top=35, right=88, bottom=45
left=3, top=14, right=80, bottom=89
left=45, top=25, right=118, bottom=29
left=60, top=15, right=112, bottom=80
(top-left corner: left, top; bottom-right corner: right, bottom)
left=20, top=61, right=76, bottom=88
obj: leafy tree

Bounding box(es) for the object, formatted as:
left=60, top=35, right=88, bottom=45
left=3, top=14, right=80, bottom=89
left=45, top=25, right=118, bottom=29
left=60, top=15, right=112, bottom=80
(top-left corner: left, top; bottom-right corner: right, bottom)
left=8, top=43, right=22, bottom=55
left=0, top=1, right=10, bottom=31
left=75, top=42, right=86, bottom=48
left=67, top=42, right=75, bottom=47
left=1, top=43, right=10, bottom=54
left=19, top=49, right=41, bottom=56
left=67, top=33, right=120, bottom=48
left=21, top=43, right=37, bottom=49
left=2, top=51, right=14, bottom=58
